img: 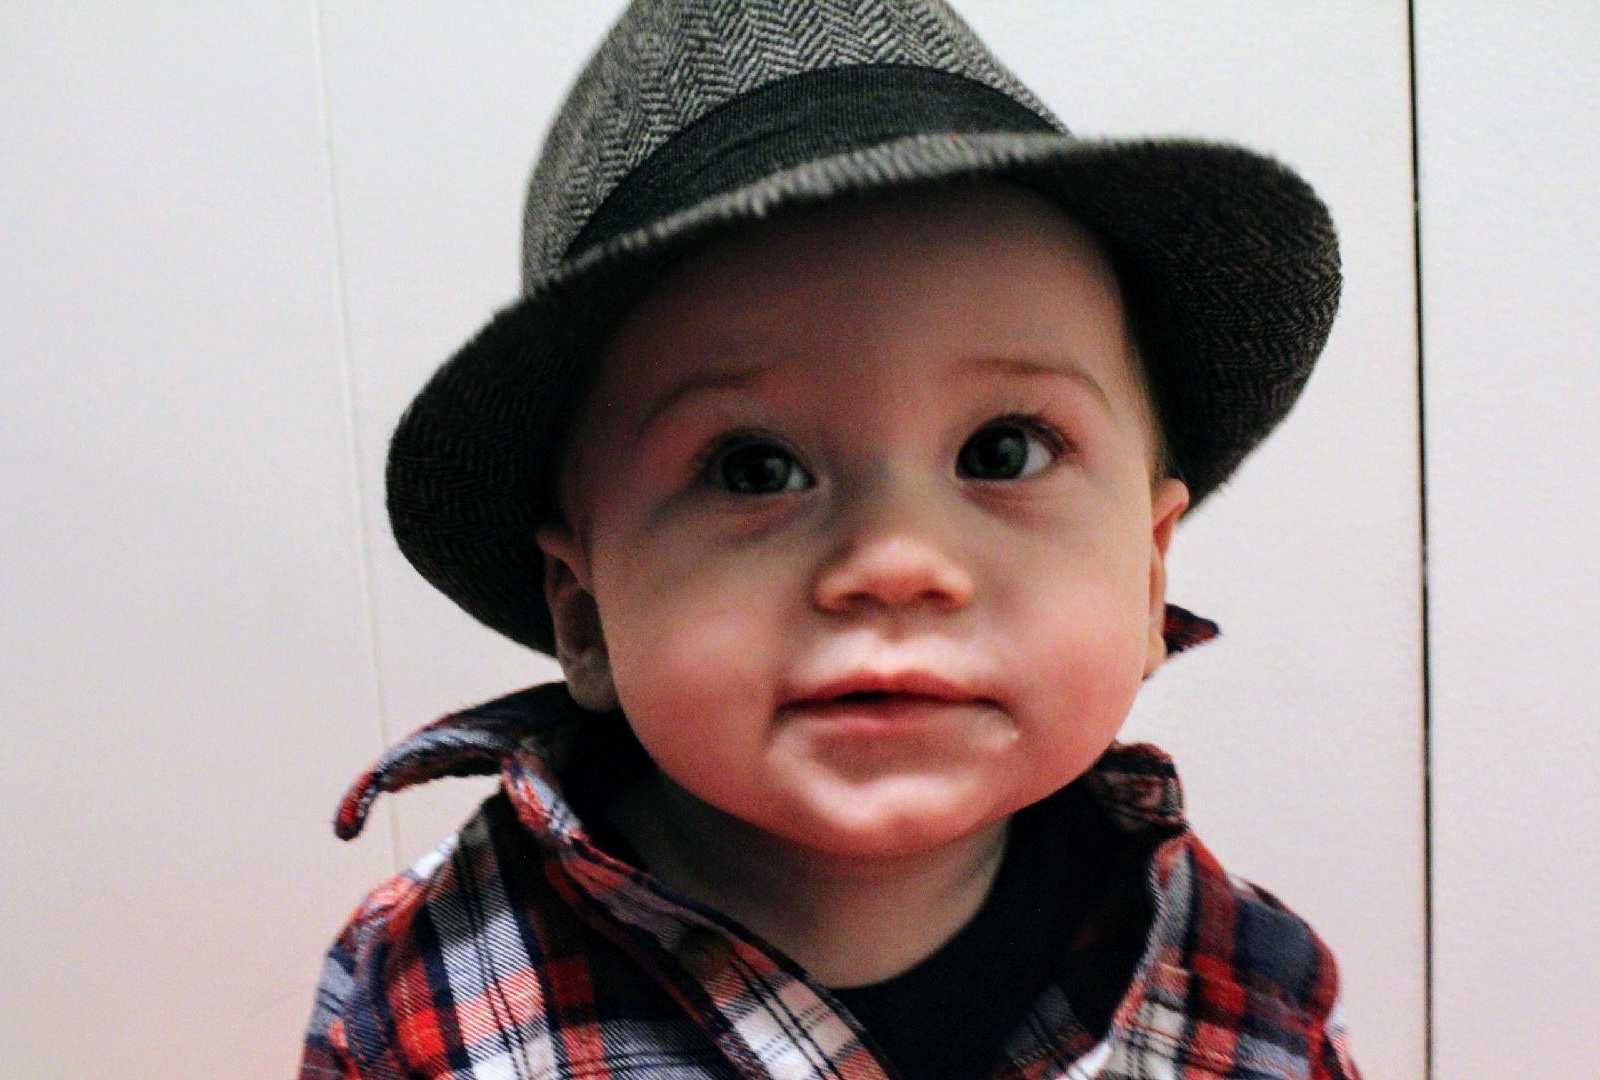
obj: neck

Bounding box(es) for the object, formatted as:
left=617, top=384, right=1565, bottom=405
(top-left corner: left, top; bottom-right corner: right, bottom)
left=609, top=774, right=1009, bottom=988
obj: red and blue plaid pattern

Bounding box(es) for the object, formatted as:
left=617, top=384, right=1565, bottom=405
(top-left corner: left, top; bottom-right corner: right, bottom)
left=301, top=670, right=1359, bottom=1078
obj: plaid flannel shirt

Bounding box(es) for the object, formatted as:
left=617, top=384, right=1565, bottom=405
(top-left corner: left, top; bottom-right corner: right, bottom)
left=300, top=615, right=1359, bottom=1079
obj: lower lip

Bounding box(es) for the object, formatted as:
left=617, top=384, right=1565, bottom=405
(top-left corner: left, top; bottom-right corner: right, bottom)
left=784, top=696, right=984, bottom=734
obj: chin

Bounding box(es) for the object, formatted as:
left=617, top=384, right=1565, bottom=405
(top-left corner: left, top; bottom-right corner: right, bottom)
left=773, top=797, right=1005, bottom=861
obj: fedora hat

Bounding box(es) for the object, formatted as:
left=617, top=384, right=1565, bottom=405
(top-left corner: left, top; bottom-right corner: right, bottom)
left=386, top=0, right=1341, bottom=658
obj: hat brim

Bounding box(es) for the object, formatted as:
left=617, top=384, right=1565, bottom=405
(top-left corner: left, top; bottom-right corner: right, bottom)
left=387, top=131, right=1340, bottom=656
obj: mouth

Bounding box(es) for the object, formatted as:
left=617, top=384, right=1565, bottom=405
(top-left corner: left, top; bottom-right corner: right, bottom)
left=789, top=670, right=988, bottom=709
left=832, top=694, right=921, bottom=710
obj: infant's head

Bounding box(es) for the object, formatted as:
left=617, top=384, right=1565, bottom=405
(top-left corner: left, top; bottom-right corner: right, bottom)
left=534, top=177, right=1189, bottom=859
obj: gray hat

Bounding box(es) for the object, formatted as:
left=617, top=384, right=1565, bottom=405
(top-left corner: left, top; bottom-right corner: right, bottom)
left=386, top=0, right=1340, bottom=657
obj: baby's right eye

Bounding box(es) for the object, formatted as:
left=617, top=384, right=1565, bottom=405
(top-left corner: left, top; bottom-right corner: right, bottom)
left=701, top=437, right=813, bottom=495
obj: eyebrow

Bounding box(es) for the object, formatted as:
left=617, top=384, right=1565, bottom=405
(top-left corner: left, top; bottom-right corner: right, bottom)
left=633, top=354, right=1113, bottom=440
left=635, top=364, right=771, bottom=440
left=954, top=355, right=1113, bottom=413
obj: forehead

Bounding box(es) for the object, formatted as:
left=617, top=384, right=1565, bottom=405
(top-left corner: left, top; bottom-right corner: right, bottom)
left=553, top=180, right=1154, bottom=514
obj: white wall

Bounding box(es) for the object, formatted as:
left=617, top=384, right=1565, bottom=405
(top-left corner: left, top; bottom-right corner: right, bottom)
left=2, top=3, right=1590, bottom=1077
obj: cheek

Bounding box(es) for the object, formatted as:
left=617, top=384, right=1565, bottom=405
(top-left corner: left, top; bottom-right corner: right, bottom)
left=1001, top=535, right=1151, bottom=699
left=1001, top=517, right=1149, bottom=618
left=592, top=545, right=788, bottom=714
left=594, top=566, right=787, bottom=816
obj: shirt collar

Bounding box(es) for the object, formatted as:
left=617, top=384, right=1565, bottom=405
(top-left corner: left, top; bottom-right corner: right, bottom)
left=1160, top=601, right=1219, bottom=660
left=331, top=674, right=1203, bottom=1040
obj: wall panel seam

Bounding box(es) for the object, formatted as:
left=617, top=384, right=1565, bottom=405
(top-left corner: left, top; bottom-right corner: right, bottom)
left=1405, top=2, right=1434, bottom=1077
left=309, top=0, right=401, bottom=875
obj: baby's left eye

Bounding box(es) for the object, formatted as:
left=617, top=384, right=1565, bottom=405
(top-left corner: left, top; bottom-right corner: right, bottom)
left=956, top=416, right=1065, bottom=481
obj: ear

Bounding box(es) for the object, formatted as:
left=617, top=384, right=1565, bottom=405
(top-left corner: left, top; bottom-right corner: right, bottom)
left=535, top=523, right=620, bottom=713
left=1142, top=478, right=1191, bottom=680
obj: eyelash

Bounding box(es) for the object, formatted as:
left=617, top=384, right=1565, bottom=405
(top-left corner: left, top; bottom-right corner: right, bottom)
left=993, top=410, right=1071, bottom=459
left=689, top=410, right=1071, bottom=491
left=687, top=429, right=784, bottom=491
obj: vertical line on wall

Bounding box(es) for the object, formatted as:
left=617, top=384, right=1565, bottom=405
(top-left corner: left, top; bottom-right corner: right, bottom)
left=1405, top=2, right=1434, bottom=1077
left=310, top=0, right=402, bottom=875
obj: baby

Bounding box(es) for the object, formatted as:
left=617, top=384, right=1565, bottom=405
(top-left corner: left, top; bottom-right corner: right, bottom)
left=301, top=2, right=1359, bottom=1078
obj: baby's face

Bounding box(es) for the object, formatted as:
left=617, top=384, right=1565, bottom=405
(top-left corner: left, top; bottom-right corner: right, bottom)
left=537, top=181, right=1188, bottom=860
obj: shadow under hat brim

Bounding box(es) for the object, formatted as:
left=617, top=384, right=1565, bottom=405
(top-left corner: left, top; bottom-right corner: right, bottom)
left=387, top=131, right=1341, bottom=657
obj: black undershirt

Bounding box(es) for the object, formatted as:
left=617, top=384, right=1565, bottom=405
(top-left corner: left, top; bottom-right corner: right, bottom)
left=830, top=784, right=1149, bottom=1080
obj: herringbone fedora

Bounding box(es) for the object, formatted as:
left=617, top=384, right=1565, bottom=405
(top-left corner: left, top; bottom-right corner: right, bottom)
left=386, top=0, right=1341, bottom=657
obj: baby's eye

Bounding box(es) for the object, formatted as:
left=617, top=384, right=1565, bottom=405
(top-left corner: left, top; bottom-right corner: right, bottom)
left=956, top=415, right=1065, bottom=481
left=703, top=438, right=813, bottom=495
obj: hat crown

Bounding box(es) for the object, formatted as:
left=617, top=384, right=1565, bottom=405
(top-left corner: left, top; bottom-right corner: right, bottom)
left=520, top=0, right=1065, bottom=290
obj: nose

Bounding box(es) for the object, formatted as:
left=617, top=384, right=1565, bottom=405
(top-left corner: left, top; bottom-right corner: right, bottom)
left=810, top=473, right=976, bottom=615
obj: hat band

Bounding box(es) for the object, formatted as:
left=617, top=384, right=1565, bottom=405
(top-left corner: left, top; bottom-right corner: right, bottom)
left=567, top=63, right=1060, bottom=258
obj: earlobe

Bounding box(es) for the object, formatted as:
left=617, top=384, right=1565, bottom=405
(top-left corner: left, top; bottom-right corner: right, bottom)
left=535, top=524, right=620, bottom=713
left=1143, top=478, right=1190, bottom=680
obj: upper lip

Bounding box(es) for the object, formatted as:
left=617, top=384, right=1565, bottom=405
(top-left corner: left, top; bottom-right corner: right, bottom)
left=788, top=670, right=987, bottom=706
